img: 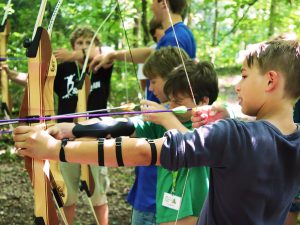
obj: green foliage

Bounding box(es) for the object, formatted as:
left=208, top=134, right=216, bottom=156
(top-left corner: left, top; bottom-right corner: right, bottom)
left=0, top=135, right=17, bottom=162
left=1, top=0, right=300, bottom=112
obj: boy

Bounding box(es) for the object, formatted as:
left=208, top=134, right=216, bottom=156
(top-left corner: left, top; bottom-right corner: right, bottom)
left=90, top=0, right=195, bottom=102
left=53, top=26, right=112, bottom=225
left=285, top=99, right=300, bottom=225
left=149, top=60, right=218, bottom=225
left=129, top=47, right=190, bottom=225
left=15, top=40, right=300, bottom=225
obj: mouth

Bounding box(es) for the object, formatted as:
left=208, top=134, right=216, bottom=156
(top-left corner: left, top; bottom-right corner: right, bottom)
left=237, top=97, right=242, bottom=105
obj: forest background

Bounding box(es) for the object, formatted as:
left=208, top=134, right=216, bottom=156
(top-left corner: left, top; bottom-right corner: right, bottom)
left=1, top=0, right=300, bottom=112
left=1, top=0, right=300, bottom=224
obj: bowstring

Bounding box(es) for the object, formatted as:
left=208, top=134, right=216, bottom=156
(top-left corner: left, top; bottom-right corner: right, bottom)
left=116, top=0, right=143, bottom=102
left=163, top=1, right=195, bottom=224
left=47, top=0, right=63, bottom=37
left=80, top=4, right=117, bottom=81
left=1, top=0, right=12, bottom=26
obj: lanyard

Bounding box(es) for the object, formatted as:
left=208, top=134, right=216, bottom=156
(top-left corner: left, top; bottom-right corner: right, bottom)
left=171, top=171, right=179, bottom=194
left=75, top=61, right=92, bottom=81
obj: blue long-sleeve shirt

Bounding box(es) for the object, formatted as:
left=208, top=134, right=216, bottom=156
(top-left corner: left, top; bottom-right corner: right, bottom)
left=161, top=119, right=300, bottom=225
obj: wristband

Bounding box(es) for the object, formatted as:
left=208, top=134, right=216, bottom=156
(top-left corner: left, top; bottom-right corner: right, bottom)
left=59, top=138, right=69, bottom=162
left=115, top=137, right=124, bottom=166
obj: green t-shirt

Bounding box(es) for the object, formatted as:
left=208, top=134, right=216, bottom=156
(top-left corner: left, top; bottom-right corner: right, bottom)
left=130, top=117, right=209, bottom=223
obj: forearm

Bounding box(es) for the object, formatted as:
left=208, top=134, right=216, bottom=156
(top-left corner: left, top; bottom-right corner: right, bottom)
left=113, top=47, right=153, bottom=63
left=161, top=116, right=189, bottom=133
left=51, top=137, right=163, bottom=166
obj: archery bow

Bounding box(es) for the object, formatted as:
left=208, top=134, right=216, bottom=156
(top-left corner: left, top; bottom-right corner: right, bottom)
left=0, top=0, right=13, bottom=131
left=19, top=0, right=69, bottom=224
left=76, top=73, right=101, bottom=225
left=44, top=1, right=69, bottom=224
left=19, top=0, right=59, bottom=223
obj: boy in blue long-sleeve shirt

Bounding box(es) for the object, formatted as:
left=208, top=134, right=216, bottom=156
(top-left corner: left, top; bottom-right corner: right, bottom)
left=15, top=40, right=300, bottom=225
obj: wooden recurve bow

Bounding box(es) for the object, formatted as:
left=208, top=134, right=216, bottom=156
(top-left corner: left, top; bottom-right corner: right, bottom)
left=19, top=26, right=59, bottom=225
left=44, top=1, right=69, bottom=224
left=18, top=1, right=63, bottom=224
left=0, top=1, right=12, bottom=130
left=76, top=71, right=100, bottom=225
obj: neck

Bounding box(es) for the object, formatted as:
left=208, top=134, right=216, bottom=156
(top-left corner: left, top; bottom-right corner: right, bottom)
left=257, top=100, right=297, bottom=135
left=162, top=13, right=182, bottom=30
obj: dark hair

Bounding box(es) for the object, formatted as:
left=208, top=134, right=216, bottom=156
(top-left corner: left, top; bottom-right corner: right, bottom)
left=149, top=18, right=163, bottom=42
left=70, top=26, right=101, bottom=48
left=161, top=0, right=187, bottom=14
left=143, top=46, right=190, bottom=80
left=164, top=60, right=219, bottom=105
left=245, top=40, right=300, bottom=99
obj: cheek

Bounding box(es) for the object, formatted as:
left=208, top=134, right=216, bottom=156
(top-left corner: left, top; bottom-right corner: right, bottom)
left=151, top=84, right=157, bottom=91
left=73, top=44, right=82, bottom=51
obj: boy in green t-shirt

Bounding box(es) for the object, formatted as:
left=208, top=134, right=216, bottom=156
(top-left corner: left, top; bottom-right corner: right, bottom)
left=140, top=59, right=218, bottom=225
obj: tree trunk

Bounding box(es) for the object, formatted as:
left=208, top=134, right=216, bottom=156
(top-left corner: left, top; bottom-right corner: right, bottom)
left=186, top=0, right=192, bottom=27
left=132, top=1, right=140, bottom=48
left=141, top=0, right=150, bottom=45
left=212, top=0, right=219, bottom=46
left=268, top=0, right=276, bottom=37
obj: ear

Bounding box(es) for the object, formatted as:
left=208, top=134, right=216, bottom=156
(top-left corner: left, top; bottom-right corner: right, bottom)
left=198, top=96, right=210, bottom=106
left=265, top=70, right=279, bottom=92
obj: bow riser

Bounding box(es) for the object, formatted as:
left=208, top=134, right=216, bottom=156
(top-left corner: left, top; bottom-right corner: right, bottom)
left=76, top=75, right=98, bottom=224
left=45, top=54, right=69, bottom=207
left=20, top=26, right=59, bottom=225
left=77, top=78, right=96, bottom=199
left=0, top=20, right=12, bottom=118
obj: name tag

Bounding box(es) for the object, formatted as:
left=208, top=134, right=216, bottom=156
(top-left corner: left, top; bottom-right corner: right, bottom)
left=162, top=192, right=182, bottom=211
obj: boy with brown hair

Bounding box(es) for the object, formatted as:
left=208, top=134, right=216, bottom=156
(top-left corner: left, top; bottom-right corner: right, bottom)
left=53, top=26, right=112, bottom=225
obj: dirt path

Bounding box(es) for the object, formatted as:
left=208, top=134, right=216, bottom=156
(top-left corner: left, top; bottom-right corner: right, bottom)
left=0, top=157, right=134, bottom=225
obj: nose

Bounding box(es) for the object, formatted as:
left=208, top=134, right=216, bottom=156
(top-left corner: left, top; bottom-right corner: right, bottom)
left=83, top=43, right=89, bottom=50
left=235, top=81, right=241, bottom=93
left=149, top=83, right=154, bottom=91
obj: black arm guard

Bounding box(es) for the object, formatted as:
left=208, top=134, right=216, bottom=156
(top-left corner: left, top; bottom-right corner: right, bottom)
left=72, top=119, right=135, bottom=138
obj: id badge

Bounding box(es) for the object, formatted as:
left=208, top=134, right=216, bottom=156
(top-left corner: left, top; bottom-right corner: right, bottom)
left=162, top=192, right=182, bottom=211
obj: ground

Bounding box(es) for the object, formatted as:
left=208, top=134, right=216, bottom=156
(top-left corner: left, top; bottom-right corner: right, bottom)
left=0, top=156, right=134, bottom=225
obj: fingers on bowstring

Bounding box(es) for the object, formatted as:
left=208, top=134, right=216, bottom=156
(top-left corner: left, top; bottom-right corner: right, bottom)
left=89, top=56, right=98, bottom=72
left=15, top=148, right=26, bottom=157
left=140, top=99, right=156, bottom=106
left=13, top=126, right=32, bottom=135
